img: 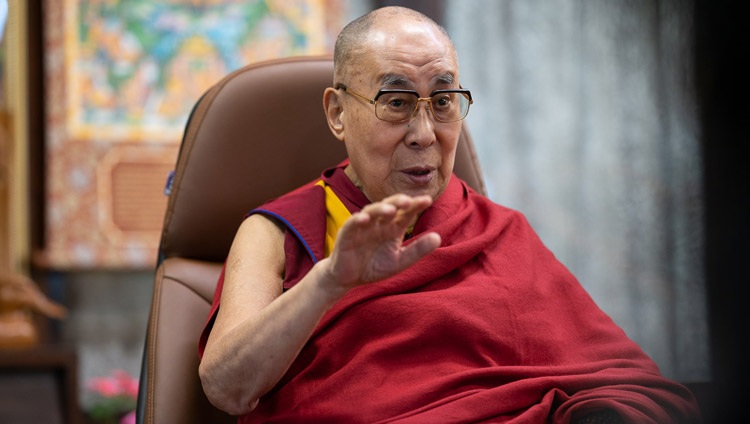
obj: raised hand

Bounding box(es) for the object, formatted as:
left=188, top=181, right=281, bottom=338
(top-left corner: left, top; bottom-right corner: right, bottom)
left=321, top=194, right=442, bottom=294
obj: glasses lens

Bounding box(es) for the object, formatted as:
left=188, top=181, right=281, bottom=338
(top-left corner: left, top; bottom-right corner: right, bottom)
left=431, top=92, right=470, bottom=122
left=375, top=92, right=418, bottom=122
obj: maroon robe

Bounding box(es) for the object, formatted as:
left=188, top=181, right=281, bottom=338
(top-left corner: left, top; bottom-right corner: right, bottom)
left=200, top=164, right=700, bottom=423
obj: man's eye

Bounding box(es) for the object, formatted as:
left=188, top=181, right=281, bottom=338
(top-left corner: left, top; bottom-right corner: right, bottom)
left=433, top=95, right=452, bottom=109
left=383, top=96, right=412, bottom=110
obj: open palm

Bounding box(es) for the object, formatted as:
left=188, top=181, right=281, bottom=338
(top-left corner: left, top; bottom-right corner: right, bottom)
left=326, top=194, right=441, bottom=291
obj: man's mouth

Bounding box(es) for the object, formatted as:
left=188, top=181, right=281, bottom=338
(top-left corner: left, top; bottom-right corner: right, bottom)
left=407, top=169, right=430, bottom=176
left=401, top=167, right=435, bottom=185
left=403, top=167, right=434, bottom=176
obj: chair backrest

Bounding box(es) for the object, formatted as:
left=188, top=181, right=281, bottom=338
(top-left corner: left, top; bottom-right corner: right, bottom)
left=137, top=56, right=486, bottom=424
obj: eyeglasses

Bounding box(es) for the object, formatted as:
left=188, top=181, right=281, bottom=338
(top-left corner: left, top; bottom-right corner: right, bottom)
left=335, top=83, right=473, bottom=123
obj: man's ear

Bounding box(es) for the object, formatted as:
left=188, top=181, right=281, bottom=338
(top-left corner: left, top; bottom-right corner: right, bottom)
left=323, top=87, right=345, bottom=141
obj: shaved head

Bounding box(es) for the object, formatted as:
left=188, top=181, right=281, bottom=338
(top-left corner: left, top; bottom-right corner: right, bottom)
left=333, top=6, right=455, bottom=84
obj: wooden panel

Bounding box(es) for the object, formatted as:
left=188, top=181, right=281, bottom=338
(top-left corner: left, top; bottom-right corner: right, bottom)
left=0, top=371, right=64, bottom=424
left=110, top=162, right=172, bottom=233
left=1, top=1, right=31, bottom=274
left=0, top=344, right=81, bottom=424
left=95, top=144, right=175, bottom=247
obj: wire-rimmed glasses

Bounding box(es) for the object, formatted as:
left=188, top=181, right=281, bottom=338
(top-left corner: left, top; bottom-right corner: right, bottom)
left=336, top=83, right=473, bottom=123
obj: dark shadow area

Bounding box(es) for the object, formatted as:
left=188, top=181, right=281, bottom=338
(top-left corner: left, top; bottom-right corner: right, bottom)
left=694, top=0, right=750, bottom=422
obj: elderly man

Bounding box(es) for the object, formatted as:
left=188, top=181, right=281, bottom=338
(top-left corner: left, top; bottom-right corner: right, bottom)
left=198, top=6, right=700, bottom=423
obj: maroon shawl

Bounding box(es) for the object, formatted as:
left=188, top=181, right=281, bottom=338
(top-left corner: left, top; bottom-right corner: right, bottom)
left=201, top=165, right=700, bottom=423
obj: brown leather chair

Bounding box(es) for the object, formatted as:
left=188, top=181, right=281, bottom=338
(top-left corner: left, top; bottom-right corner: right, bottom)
left=136, top=56, right=486, bottom=424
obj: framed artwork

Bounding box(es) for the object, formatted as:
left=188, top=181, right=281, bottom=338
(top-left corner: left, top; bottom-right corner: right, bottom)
left=42, top=0, right=345, bottom=268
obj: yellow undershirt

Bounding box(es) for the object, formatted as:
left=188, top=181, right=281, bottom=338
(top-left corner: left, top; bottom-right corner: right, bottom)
left=315, top=180, right=352, bottom=258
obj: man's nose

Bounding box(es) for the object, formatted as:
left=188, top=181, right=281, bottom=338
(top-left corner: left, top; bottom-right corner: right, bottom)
left=405, top=103, right=436, bottom=148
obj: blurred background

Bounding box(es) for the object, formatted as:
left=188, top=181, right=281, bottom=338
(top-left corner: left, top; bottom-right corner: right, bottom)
left=0, top=0, right=746, bottom=422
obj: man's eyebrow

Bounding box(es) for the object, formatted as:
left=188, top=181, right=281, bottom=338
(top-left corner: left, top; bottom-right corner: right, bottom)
left=380, top=74, right=410, bottom=87
left=435, top=73, right=455, bottom=85
left=379, top=73, right=456, bottom=88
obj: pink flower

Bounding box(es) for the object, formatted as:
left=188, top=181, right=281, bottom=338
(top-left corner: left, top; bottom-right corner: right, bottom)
left=88, top=376, right=121, bottom=397
left=113, top=369, right=139, bottom=398
left=87, top=370, right=139, bottom=399
left=120, top=410, right=136, bottom=424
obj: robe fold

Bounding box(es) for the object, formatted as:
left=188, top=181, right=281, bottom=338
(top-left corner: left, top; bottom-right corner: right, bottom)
left=200, top=163, right=700, bottom=423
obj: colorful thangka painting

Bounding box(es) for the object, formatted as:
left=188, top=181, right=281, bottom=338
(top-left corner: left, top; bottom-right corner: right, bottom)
left=66, top=0, right=340, bottom=142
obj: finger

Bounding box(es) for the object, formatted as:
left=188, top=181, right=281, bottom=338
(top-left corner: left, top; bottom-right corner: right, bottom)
left=391, top=196, right=432, bottom=228
left=398, top=232, right=441, bottom=268
left=347, top=195, right=433, bottom=239
left=338, top=206, right=397, bottom=245
left=358, top=201, right=398, bottom=222
left=380, top=194, right=432, bottom=211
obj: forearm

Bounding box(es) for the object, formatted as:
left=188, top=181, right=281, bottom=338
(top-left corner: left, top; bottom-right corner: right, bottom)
left=199, top=259, right=341, bottom=415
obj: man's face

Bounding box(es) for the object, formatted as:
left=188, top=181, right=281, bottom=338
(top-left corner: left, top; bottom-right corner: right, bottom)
left=338, top=19, right=463, bottom=202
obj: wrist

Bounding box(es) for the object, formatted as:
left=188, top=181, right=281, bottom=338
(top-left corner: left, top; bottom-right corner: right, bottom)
left=307, top=258, right=350, bottom=306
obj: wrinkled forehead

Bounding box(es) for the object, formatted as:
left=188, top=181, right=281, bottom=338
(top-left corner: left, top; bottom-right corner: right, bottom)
left=348, top=24, right=459, bottom=89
